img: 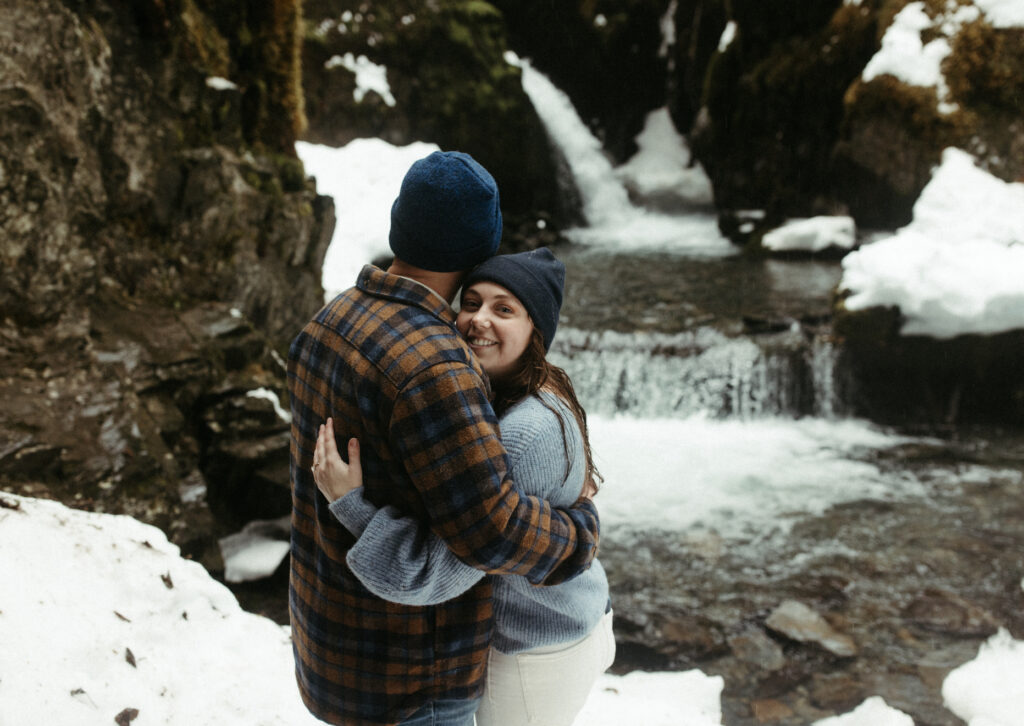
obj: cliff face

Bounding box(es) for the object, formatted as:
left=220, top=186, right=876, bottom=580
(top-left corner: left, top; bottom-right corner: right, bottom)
left=486, top=0, right=1022, bottom=233
left=300, top=0, right=567, bottom=227
left=0, top=0, right=334, bottom=567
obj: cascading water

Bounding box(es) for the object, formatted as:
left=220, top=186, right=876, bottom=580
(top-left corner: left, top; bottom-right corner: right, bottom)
left=517, top=58, right=731, bottom=254
left=549, top=327, right=847, bottom=420
left=518, top=58, right=634, bottom=228
left=516, top=57, right=847, bottom=423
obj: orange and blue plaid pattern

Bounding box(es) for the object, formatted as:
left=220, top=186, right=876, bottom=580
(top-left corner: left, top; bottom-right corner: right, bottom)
left=287, top=266, right=600, bottom=725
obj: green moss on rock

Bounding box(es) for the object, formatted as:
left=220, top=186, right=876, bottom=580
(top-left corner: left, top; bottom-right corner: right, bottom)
left=186, top=0, right=307, bottom=152
left=946, top=20, right=1024, bottom=115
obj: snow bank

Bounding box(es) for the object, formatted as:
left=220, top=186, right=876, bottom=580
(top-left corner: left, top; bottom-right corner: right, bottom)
left=0, top=495, right=726, bottom=726
left=943, top=629, right=1024, bottom=726
left=840, top=148, right=1024, bottom=338
left=296, top=138, right=438, bottom=300
left=615, top=107, right=714, bottom=207
left=0, top=494, right=319, bottom=725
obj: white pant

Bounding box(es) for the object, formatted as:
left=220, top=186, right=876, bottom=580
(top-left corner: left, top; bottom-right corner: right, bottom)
left=475, top=610, right=616, bottom=726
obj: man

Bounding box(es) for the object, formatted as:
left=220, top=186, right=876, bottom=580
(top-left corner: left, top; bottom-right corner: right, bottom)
left=288, top=151, right=601, bottom=726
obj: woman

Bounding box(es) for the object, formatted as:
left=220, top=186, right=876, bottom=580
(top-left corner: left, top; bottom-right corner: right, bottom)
left=313, top=248, right=614, bottom=726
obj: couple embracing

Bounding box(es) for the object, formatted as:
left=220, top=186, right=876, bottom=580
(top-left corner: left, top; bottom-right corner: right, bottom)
left=288, top=151, right=613, bottom=726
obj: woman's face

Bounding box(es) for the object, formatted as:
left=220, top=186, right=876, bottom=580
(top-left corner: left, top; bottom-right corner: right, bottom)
left=457, top=281, right=534, bottom=382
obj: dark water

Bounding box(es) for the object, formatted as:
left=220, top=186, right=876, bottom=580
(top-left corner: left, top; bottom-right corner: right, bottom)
left=555, top=245, right=842, bottom=335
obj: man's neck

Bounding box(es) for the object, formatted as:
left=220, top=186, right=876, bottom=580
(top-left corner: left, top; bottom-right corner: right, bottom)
left=387, top=260, right=466, bottom=305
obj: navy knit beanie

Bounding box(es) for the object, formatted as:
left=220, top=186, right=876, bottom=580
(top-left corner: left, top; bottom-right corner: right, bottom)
left=389, top=151, right=503, bottom=272
left=464, top=248, right=565, bottom=351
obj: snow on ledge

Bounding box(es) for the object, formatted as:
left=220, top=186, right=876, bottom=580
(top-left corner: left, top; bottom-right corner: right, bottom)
left=762, top=216, right=856, bottom=253
left=840, top=148, right=1024, bottom=339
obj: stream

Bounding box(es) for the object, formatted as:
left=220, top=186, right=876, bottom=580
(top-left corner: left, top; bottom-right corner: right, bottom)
left=516, top=57, right=1024, bottom=723
left=547, top=243, right=1024, bottom=725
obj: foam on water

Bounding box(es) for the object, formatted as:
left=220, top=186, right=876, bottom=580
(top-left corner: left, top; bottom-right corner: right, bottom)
left=589, top=413, right=922, bottom=538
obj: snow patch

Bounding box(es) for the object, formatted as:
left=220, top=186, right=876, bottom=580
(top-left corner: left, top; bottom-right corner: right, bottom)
left=762, top=216, right=856, bottom=253
left=841, top=148, right=1024, bottom=338
left=325, top=53, right=396, bottom=106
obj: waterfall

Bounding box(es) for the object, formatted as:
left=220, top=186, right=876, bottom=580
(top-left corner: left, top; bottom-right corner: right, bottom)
left=550, top=327, right=848, bottom=419
left=518, top=59, right=634, bottom=227
left=516, top=57, right=732, bottom=253
left=516, top=56, right=846, bottom=418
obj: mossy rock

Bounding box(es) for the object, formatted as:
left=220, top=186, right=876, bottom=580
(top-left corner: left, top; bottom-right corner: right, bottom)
left=691, top=1, right=878, bottom=219
left=300, top=1, right=563, bottom=217
left=944, top=20, right=1024, bottom=184
left=832, top=75, right=971, bottom=227
left=669, top=0, right=729, bottom=131
left=189, top=0, right=307, bottom=151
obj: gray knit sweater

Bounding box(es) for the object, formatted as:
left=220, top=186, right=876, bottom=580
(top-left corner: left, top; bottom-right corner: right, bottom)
left=329, top=391, right=609, bottom=654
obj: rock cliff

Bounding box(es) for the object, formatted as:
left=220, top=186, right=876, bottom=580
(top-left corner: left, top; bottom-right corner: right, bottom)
left=1, top=0, right=333, bottom=568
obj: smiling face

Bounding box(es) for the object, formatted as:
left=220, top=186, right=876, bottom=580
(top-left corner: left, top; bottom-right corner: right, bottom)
left=457, top=281, right=534, bottom=383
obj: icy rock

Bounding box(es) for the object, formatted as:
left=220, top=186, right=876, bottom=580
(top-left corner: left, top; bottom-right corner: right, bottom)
left=765, top=600, right=858, bottom=657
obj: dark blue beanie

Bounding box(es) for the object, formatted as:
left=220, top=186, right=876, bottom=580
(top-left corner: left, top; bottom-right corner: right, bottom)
left=464, top=248, right=565, bottom=350
left=389, top=151, right=503, bottom=272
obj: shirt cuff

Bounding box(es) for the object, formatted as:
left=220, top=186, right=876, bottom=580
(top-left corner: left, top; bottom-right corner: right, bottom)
left=328, top=489, right=377, bottom=535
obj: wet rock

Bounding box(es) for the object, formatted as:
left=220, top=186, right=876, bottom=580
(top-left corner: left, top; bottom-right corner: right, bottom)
left=750, top=698, right=794, bottom=723
left=728, top=629, right=786, bottom=671
left=808, top=672, right=865, bottom=712
left=833, top=306, right=1024, bottom=428
left=0, top=0, right=328, bottom=570
left=765, top=600, right=858, bottom=657
left=657, top=613, right=729, bottom=660
left=0, top=299, right=292, bottom=570
left=904, top=590, right=1001, bottom=638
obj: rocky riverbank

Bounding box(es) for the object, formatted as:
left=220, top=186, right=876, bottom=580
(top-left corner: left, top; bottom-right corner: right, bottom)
left=603, top=430, right=1024, bottom=725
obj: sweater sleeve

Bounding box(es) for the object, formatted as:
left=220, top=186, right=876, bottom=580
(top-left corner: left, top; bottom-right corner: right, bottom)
left=336, top=493, right=484, bottom=605
left=330, top=394, right=582, bottom=604
left=387, top=363, right=599, bottom=585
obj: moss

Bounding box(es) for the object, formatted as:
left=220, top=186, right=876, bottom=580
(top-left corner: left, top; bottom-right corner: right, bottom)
left=188, top=0, right=307, bottom=153
left=271, top=154, right=307, bottom=193
left=845, top=75, right=970, bottom=148
left=463, top=1, right=502, bottom=20
left=946, top=20, right=1024, bottom=114
left=179, top=0, right=230, bottom=76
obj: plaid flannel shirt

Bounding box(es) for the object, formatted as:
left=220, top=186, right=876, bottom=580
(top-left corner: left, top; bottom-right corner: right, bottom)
left=288, top=266, right=601, bottom=726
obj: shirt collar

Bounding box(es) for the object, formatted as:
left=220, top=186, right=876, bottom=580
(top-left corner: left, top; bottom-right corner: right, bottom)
left=356, top=265, right=457, bottom=325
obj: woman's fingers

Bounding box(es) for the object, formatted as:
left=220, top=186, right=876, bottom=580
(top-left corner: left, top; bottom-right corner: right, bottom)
left=311, top=418, right=364, bottom=501
left=314, top=424, right=325, bottom=466
left=347, top=438, right=362, bottom=484
left=323, top=418, right=341, bottom=461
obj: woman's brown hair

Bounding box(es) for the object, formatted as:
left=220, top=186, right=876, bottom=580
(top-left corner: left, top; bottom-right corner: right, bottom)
left=490, top=327, right=602, bottom=494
